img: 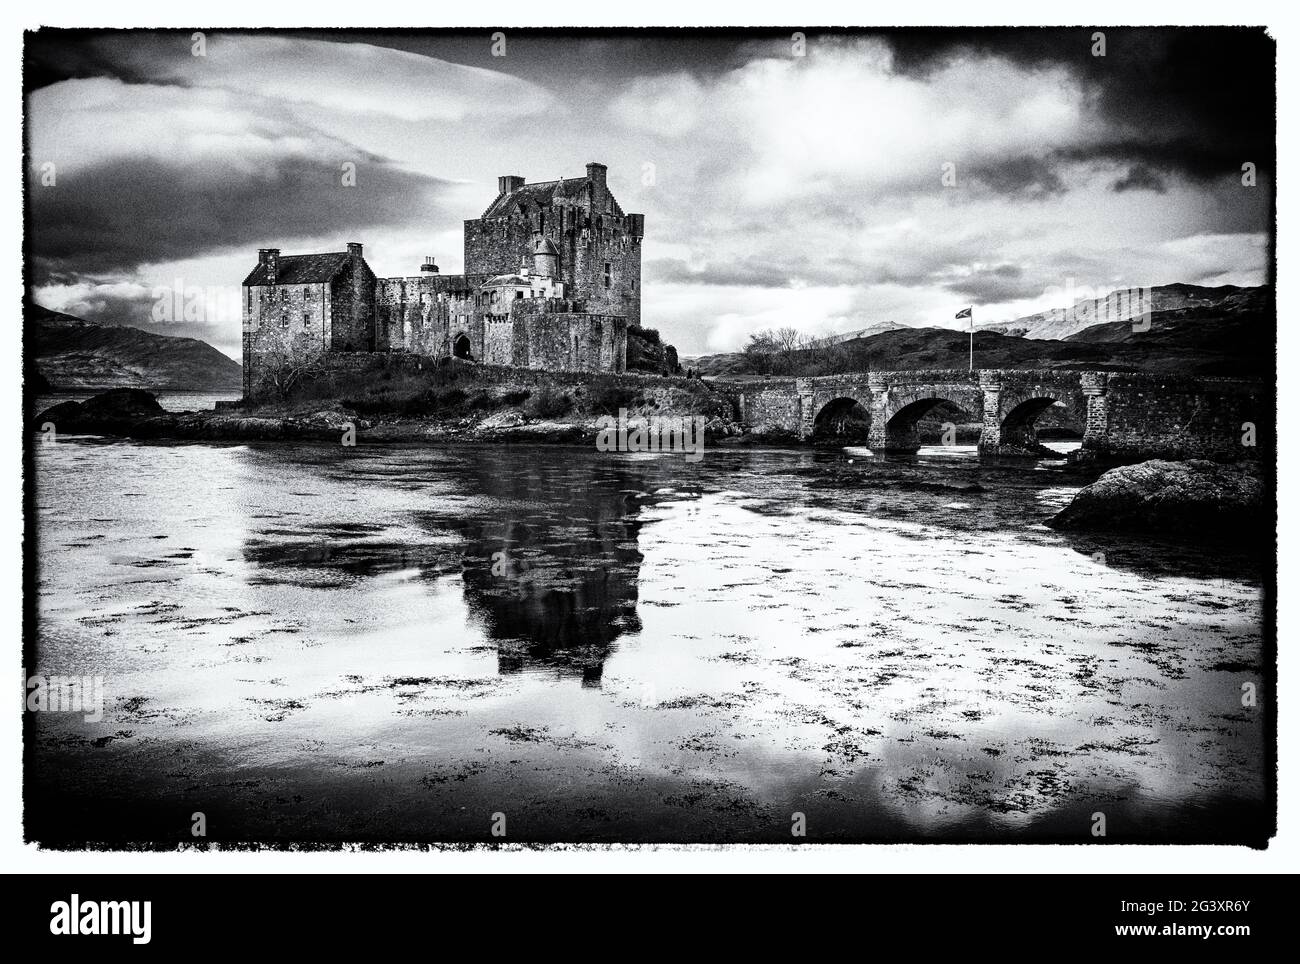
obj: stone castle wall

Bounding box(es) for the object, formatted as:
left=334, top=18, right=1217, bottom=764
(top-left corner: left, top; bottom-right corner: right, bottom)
left=242, top=281, right=334, bottom=399
left=243, top=165, right=642, bottom=400
left=463, top=169, right=643, bottom=327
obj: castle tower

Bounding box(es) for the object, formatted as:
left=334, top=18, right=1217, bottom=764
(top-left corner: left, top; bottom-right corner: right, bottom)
left=463, top=162, right=642, bottom=324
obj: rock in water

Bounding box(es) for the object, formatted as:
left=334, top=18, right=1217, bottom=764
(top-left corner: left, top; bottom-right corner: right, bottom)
left=1049, top=459, right=1265, bottom=537
left=33, top=388, right=167, bottom=434
left=78, top=388, right=166, bottom=419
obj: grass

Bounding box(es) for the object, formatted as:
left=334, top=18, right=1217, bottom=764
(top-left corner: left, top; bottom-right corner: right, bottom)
left=267, top=354, right=733, bottom=423
left=586, top=376, right=643, bottom=415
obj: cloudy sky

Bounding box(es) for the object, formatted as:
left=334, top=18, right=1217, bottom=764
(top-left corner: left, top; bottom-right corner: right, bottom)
left=26, top=28, right=1273, bottom=359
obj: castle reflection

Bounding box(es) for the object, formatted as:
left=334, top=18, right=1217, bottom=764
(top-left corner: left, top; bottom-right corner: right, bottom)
left=437, top=458, right=647, bottom=686
left=239, top=446, right=682, bottom=687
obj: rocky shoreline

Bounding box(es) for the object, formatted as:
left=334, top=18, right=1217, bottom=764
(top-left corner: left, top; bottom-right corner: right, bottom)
left=32, top=390, right=1270, bottom=545
left=31, top=388, right=752, bottom=447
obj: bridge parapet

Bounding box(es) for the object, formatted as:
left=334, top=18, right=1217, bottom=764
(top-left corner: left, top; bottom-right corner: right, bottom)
left=725, top=368, right=1265, bottom=460
left=1076, top=371, right=1264, bottom=461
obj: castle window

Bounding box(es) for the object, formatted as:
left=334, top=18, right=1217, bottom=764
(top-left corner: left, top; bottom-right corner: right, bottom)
left=515, top=291, right=524, bottom=299
left=303, top=312, right=311, bottom=329
left=281, top=314, right=289, bottom=330
left=603, top=262, right=612, bottom=287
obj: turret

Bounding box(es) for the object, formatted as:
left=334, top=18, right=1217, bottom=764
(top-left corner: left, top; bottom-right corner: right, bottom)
left=531, top=235, right=560, bottom=278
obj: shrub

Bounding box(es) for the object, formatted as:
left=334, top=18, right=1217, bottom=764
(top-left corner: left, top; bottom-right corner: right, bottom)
left=435, top=388, right=467, bottom=410
left=628, top=323, right=661, bottom=346
left=502, top=389, right=532, bottom=406
left=587, top=377, right=641, bottom=415
left=526, top=385, right=572, bottom=418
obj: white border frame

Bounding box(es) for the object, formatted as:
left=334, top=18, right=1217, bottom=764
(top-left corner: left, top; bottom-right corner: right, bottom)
left=4, top=0, right=1292, bottom=874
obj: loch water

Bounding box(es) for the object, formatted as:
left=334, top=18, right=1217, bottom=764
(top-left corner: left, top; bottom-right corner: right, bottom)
left=27, top=437, right=1269, bottom=844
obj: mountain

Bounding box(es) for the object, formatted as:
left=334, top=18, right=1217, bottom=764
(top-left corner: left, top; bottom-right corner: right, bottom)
left=981, top=283, right=1265, bottom=340
left=822, top=320, right=910, bottom=344
left=26, top=305, right=242, bottom=391
left=694, top=285, right=1272, bottom=379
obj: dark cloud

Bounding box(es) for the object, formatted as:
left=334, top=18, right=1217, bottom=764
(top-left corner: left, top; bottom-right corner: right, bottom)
left=29, top=152, right=454, bottom=282
left=941, top=263, right=1043, bottom=303
left=1111, top=164, right=1167, bottom=194
left=967, top=155, right=1066, bottom=197
left=883, top=28, right=1274, bottom=182
left=648, top=253, right=888, bottom=289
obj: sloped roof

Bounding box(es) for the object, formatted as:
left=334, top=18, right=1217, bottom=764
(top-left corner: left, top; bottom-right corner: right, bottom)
left=532, top=236, right=560, bottom=256
left=481, top=175, right=624, bottom=219
left=483, top=273, right=534, bottom=287
left=243, top=252, right=355, bottom=286
left=481, top=177, right=585, bottom=218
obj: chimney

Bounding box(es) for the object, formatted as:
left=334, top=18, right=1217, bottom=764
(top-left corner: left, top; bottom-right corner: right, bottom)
left=498, top=175, right=525, bottom=195
left=347, top=242, right=363, bottom=260
left=259, top=248, right=280, bottom=285
left=626, top=213, right=645, bottom=239
left=420, top=256, right=439, bottom=274
left=585, top=162, right=607, bottom=191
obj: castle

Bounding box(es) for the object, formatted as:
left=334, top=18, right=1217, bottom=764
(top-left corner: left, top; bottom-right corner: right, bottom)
left=241, top=162, right=644, bottom=399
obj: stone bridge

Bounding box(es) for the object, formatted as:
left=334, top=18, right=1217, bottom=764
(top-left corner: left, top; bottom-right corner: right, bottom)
left=726, top=369, right=1266, bottom=460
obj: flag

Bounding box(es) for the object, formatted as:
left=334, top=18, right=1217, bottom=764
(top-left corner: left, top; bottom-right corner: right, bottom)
left=955, top=306, right=973, bottom=329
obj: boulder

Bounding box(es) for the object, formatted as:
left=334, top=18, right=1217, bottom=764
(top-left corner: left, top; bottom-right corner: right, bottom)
left=31, top=400, right=82, bottom=427
left=79, top=388, right=165, bottom=420
left=1049, top=459, right=1266, bottom=537
left=33, top=388, right=167, bottom=435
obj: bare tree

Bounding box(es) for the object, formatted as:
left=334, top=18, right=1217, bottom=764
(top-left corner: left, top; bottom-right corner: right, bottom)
left=258, top=333, right=328, bottom=399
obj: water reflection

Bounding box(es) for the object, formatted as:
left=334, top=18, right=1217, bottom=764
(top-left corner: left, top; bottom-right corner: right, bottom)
left=30, top=438, right=1270, bottom=845
left=425, top=459, right=649, bottom=685
left=239, top=449, right=656, bottom=685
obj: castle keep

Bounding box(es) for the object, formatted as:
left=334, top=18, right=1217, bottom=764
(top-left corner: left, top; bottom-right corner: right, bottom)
left=241, top=162, right=643, bottom=398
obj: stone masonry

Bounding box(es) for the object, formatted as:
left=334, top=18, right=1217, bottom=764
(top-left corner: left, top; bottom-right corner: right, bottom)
left=728, top=369, right=1264, bottom=460
left=242, top=162, right=643, bottom=400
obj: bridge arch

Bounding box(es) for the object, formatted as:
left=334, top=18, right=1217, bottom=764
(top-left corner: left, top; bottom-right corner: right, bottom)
left=812, top=395, right=871, bottom=441
left=996, top=392, right=1076, bottom=451
left=877, top=392, right=979, bottom=452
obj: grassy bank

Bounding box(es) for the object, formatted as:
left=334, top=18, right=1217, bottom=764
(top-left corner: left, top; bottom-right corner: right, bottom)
left=250, top=358, right=738, bottom=427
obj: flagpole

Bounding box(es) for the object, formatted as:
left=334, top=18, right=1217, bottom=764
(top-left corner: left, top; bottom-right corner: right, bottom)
left=969, top=308, right=974, bottom=373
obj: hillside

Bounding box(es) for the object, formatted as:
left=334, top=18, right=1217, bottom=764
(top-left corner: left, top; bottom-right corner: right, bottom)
left=26, top=304, right=243, bottom=391
left=981, top=283, right=1266, bottom=340
left=695, top=285, right=1271, bottom=379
